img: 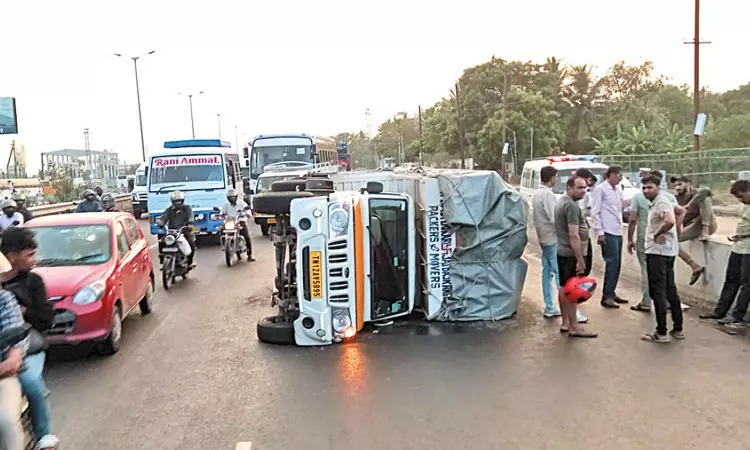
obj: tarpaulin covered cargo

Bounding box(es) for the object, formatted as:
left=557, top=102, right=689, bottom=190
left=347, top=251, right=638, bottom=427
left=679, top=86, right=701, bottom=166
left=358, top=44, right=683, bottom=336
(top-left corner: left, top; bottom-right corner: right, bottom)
left=331, top=168, right=528, bottom=321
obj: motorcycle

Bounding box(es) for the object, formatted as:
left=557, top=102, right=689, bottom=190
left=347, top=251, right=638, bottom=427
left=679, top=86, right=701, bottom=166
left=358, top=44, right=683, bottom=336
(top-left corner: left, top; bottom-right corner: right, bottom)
left=0, top=324, right=35, bottom=450
left=215, top=207, right=249, bottom=267
left=159, top=226, right=193, bottom=290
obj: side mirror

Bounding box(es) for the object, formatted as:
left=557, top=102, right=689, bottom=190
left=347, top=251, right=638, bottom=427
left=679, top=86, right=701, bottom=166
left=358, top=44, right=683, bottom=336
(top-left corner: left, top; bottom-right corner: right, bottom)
left=242, top=147, right=249, bottom=158
left=212, top=207, right=220, bottom=212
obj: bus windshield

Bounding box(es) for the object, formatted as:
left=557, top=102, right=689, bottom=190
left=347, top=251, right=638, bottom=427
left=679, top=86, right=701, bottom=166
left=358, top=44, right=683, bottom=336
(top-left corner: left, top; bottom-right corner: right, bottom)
left=149, top=154, right=225, bottom=191
left=252, top=145, right=312, bottom=176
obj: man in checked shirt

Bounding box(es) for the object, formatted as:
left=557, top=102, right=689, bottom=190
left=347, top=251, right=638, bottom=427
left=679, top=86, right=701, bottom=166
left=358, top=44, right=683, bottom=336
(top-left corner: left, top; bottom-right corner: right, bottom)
left=0, top=251, right=28, bottom=450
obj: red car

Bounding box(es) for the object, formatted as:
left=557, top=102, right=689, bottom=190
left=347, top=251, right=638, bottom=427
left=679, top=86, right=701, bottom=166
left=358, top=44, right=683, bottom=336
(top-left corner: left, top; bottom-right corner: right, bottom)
left=26, top=212, right=155, bottom=355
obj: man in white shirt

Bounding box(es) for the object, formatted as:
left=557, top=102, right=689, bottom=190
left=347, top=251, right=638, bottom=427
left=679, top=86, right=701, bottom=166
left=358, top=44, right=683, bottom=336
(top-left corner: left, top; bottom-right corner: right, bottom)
left=0, top=200, right=24, bottom=233
left=221, top=189, right=255, bottom=261
left=532, top=166, right=562, bottom=318
left=640, top=174, right=683, bottom=343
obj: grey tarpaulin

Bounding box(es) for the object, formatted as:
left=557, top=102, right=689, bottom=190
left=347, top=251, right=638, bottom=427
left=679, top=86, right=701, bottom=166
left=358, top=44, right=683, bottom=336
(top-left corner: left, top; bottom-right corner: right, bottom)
left=429, top=169, right=528, bottom=321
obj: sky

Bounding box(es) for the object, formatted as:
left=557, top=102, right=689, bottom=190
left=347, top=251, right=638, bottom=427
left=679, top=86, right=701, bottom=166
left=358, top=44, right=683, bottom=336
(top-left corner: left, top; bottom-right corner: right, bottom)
left=1, top=0, right=748, bottom=173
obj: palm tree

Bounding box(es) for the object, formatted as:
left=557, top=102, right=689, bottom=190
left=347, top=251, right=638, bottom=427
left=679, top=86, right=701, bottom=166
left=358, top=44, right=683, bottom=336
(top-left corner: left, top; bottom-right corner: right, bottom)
left=562, top=65, right=603, bottom=143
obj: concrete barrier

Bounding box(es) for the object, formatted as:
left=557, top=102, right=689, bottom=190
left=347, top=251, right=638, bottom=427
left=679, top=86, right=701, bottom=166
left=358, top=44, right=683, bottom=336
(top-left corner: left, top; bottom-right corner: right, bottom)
left=29, top=194, right=134, bottom=218
left=525, top=206, right=734, bottom=308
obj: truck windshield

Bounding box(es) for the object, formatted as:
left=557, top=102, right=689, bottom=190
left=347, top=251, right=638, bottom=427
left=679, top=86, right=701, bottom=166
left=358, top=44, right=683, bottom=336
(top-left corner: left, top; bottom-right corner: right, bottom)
left=135, top=173, right=147, bottom=187
left=368, top=198, right=410, bottom=320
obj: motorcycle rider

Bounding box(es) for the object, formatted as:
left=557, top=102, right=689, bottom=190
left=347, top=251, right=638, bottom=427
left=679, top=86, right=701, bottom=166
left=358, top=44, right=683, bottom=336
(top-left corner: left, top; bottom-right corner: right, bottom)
left=221, top=189, right=255, bottom=261
left=158, top=191, right=196, bottom=267
left=1, top=228, right=59, bottom=450
left=100, top=193, right=121, bottom=212
left=93, top=185, right=104, bottom=202
left=11, top=194, right=32, bottom=223
left=0, top=251, right=29, bottom=450
left=75, top=189, right=102, bottom=213
left=0, top=200, right=24, bottom=234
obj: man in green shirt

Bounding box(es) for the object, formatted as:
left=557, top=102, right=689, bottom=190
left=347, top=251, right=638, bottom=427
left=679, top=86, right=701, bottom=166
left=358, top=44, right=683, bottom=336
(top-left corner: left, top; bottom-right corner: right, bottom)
left=699, top=180, right=750, bottom=327
left=627, top=170, right=680, bottom=312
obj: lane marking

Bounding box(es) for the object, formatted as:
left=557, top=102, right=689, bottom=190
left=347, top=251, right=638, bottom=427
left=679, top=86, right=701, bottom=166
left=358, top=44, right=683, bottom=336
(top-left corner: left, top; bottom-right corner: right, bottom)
left=149, top=243, right=158, bottom=249
left=235, top=442, right=252, bottom=450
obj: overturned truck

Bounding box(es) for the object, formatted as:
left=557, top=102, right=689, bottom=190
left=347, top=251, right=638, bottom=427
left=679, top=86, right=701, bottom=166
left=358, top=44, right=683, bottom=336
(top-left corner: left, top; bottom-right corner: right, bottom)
left=252, top=168, right=528, bottom=346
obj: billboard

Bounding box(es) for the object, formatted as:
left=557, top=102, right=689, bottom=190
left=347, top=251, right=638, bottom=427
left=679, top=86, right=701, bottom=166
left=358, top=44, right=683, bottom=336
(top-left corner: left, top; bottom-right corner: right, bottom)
left=0, top=97, right=18, bottom=135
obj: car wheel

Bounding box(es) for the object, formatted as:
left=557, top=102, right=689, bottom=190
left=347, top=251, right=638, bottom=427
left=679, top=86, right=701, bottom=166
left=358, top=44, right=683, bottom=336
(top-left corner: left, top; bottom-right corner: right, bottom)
left=98, top=306, right=122, bottom=355
left=139, top=277, right=154, bottom=315
left=257, top=315, right=296, bottom=345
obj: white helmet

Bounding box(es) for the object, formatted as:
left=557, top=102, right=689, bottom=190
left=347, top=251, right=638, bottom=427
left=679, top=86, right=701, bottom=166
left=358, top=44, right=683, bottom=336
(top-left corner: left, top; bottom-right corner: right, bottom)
left=226, top=189, right=238, bottom=198
left=170, top=191, right=185, bottom=202
left=1, top=199, right=17, bottom=210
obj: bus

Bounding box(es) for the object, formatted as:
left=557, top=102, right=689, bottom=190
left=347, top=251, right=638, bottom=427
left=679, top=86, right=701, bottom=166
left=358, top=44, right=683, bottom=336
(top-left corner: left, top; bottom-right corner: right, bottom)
left=242, top=134, right=339, bottom=185
left=147, top=139, right=242, bottom=237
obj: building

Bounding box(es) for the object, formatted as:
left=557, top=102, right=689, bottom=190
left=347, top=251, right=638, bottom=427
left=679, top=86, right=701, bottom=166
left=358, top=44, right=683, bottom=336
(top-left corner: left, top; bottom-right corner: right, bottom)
left=43, top=149, right=120, bottom=186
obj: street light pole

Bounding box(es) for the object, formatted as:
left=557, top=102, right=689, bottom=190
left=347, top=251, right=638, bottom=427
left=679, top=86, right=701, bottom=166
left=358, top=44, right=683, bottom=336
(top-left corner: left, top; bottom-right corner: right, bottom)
left=217, top=114, right=222, bottom=139
left=178, top=91, right=203, bottom=139
left=114, top=50, right=155, bottom=162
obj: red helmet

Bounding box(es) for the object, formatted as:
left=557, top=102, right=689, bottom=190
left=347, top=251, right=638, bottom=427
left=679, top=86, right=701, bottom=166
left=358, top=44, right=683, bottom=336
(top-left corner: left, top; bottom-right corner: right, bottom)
left=563, top=276, right=597, bottom=304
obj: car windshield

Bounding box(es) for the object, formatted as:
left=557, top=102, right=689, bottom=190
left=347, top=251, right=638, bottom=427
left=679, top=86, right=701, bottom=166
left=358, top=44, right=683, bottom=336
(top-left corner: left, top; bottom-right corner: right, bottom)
left=553, top=167, right=607, bottom=194
left=32, top=224, right=112, bottom=267
left=256, top=175, right=298, bottom=193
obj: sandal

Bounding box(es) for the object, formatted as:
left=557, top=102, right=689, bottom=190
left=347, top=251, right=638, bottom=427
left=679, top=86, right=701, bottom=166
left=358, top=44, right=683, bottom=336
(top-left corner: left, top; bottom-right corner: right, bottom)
left=630, top=304, right=651, bottom=312
left=568, top=330, right=598, bottom=338
left=559, top=327, right=569, bottom=333
left=689, top=267, right=705, bottom=286
left=641, top=333, right=669, bottom=343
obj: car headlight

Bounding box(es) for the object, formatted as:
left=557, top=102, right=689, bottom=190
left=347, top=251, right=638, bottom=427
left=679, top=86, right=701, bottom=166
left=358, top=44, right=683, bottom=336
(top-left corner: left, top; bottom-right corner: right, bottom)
left=332, top=309, right=352, bottom=333
left=225, top=220, right=236, bottom=230
left=163, top=234, right=176, bottom=246
left=329, top=207, right=349, bottom=236
left=195, top=213, right=205, bottom=221
left=72, top=280, right=106, bottom=305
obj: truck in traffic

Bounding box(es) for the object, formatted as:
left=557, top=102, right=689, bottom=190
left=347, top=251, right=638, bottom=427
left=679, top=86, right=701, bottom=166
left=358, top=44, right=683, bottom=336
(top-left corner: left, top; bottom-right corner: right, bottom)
left=252, top=168, right=528, bottom=346
left=131, top=163, right=148, bottom=217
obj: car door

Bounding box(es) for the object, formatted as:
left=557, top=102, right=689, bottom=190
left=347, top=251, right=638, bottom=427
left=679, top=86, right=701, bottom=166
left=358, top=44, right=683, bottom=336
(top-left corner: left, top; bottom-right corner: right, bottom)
left=124, top=216, right=150, bottom=299
left=114, top=220, right=137, bottom=311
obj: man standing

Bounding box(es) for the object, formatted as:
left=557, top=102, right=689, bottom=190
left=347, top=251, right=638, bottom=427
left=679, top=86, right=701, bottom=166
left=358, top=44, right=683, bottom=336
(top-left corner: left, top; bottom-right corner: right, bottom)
left=628, top=170, right=680, bottom=312
left=671, top=175, right=717, bottom=285
left=641, top=174, right=684, bottom=343
left=699, top=180, right=750, bottom=327
left=532, top=166, right=561, bottom=318
left=555, top=177, right=597, bottom=338
left=591, top=165, right=628, bottom=308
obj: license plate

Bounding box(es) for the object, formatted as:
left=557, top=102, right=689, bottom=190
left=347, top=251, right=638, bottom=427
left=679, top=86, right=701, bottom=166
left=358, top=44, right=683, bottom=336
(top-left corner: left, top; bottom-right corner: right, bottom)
left=193, top=227, right=200, bottom=233
left=162, top=247, right=178, bottom=252
left=267, top=218, right=276, bottom=224
left=309, top=250, right=323, bottom=299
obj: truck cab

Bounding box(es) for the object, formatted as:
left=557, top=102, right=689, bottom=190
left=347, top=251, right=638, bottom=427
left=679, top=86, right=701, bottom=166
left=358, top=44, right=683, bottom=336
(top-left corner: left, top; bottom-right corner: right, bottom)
left=288, top=184, right=416, bottom=346
left=131, top=163, right=148, bottom=218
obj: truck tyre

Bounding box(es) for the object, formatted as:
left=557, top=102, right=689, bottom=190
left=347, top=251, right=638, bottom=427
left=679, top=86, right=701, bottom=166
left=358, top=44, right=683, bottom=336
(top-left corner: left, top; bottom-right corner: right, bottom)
left=271, top=179, right=306, bottom=192
left=253, top=191, right=313, bottom=215
left=257, top=315, right=296, bottom=345
left=305, top=178, right=334, bottom=190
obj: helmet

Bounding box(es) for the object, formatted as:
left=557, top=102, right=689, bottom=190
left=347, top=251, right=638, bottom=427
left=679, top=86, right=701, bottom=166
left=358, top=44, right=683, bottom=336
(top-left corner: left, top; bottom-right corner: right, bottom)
left=83, top=189, right=96, bottom=198
left=563, top=276, right=597, bottom=304
left=101, top=193, right=115, bottom=210
left=94, top=185, right=104, bottom=194
left=0, top=199, right=16, bottom=210
left=226, top=189, right=237, bottom=199
left=170, top=191, right=185, bottom=202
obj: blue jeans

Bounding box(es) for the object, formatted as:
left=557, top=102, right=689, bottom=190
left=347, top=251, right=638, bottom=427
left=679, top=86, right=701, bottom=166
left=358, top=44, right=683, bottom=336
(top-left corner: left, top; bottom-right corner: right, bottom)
left=600, top=233, right=623, bottom=299
left=541, top=243, right=559, bottom=310
left=18, top=351, right=53, bottom=437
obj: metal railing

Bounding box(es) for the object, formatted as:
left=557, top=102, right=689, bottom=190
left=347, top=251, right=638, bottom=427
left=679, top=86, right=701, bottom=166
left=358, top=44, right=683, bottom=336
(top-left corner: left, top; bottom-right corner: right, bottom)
left=598, top=148, right=750, bottom=190
left=29, top=194, right=133, bottom=218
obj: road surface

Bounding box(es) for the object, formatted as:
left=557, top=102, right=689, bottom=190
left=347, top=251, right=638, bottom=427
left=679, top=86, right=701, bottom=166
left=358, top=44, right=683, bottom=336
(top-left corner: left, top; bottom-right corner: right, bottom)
left=43, top=220, right=750, bottom=450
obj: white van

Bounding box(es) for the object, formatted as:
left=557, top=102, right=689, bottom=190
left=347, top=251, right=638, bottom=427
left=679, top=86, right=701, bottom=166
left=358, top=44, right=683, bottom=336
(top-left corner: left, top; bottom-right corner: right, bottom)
left=519, top=155, right=608, bottom=204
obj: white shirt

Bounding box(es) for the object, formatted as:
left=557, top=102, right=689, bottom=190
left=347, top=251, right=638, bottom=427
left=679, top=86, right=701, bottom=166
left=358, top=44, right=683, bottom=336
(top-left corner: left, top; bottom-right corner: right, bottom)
left=645, top=193, right=679, bottom=257
left=221, top=199, right=249, bottom=222
left=590, top=182, right=624, bottom=236
left=0, top=212, right=24, bottom=231
left=531, top=185, right=557, bottom=246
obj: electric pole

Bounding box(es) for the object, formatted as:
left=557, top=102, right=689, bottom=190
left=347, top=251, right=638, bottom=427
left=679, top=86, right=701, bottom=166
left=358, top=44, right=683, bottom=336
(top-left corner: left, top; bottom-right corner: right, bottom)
left=84, top=128, right=91, bottom=179
left=684, top=0, right=710, bottom=153
left=217, top=114, right=222, bottom=139
left=500, top=72, right=509, bottom=178
left=418, top=105, right=424, bottom=166
left=453, top=82, right=466, bottom=169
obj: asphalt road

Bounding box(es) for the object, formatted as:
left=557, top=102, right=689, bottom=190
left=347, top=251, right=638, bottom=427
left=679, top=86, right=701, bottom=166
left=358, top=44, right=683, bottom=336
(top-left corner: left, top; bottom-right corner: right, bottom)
left=43, top=220, right=750, bottom=450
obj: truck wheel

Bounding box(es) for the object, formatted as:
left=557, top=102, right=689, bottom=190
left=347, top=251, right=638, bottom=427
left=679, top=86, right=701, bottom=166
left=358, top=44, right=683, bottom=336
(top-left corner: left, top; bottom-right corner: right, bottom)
left=257, top=315, right=295, bottom=345
left=253, top=191, right=313, bottom=215
left=271, top=179, right=306, bottom=192
left=305, top=178, right=334, bottom=190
